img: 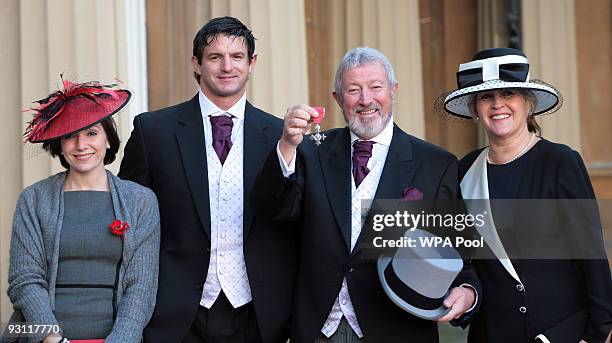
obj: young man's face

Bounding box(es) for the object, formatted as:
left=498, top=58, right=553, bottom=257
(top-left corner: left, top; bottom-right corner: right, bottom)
left=192, top=34, right=256, bottom=106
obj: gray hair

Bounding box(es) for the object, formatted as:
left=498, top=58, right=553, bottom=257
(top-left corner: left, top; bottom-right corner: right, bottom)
left=333, top=47, right=397, bottom=98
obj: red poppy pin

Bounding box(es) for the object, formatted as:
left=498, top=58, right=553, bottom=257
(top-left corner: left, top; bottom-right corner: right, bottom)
left=109, top=219, right=130, bottom=240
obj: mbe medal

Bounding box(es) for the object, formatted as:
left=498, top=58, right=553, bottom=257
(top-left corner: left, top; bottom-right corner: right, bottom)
left=310, top=106, right=326, bottom=146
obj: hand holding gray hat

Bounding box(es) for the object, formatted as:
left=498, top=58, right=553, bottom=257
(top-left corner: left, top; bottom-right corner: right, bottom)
left=377, top=229, right=464, bottom=320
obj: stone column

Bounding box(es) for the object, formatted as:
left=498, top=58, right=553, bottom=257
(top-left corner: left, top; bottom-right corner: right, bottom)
left=522, top=0, right=581, bottom=150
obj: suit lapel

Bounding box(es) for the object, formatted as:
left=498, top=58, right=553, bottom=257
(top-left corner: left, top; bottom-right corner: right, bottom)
left=243, top=102, right=272, bottom=239
left=175, top=95, right=212, bottom=239
left=373, top=125, right=419, bottom=200
left=319, top=128, right=353, bottom=250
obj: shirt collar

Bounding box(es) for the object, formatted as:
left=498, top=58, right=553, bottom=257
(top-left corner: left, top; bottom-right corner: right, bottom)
left=198, top=90, right=246, bottom=120
left=350, top=116, right=394, bottom=147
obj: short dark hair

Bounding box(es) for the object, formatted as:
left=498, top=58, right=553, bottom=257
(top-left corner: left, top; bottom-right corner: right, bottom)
left=192, top=16, right=256, bottom=82
left=42, top=117, right=120, bottom=169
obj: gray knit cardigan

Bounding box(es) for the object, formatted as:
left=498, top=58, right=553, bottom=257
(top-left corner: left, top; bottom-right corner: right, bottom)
left=4, top=171, right=160, bottom=343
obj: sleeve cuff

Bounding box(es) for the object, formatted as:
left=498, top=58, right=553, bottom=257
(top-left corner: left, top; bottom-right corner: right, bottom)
left=459, top=283, right=478, bottom=313
left=276, top=141, right=296, bottom=178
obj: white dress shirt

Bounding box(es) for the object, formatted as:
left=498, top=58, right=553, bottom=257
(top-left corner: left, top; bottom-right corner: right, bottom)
left=198, top=90, right=252, bottom=309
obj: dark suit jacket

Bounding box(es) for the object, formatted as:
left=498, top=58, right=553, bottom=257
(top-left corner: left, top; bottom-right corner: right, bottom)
left=119, top=95, right=296, bottom=343
left=254, top=125, right=480, bottom=343
left=459, top=139, right=612, bottom=343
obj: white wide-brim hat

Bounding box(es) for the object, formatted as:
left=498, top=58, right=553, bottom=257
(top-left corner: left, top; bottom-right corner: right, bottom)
left=377, top=229, right=464, bottom=320
left=441, top=48, right=562, bottom=119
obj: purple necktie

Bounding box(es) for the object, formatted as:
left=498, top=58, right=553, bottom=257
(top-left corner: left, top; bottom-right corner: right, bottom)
left=352, top=140, right=374, bottom=187
left=210, top=115, right=233, bottom=165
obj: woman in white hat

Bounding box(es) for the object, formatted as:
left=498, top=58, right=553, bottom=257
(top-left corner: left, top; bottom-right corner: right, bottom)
left=441, top=48, right=611, bottom=343
left=3, top=79, right=160, bottom=343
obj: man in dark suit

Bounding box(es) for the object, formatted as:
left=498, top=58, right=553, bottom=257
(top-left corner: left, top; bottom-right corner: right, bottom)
left=119, top=16, right=294, bottom=343
left=254, top=47, right=479, bottom=342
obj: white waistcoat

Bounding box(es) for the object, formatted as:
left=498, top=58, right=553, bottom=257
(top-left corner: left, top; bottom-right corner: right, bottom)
left=200, top=123, right=252, bottom=308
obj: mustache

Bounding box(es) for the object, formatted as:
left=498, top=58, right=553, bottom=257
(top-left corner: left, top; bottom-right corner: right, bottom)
left=354, top=104, right=382, bottom=113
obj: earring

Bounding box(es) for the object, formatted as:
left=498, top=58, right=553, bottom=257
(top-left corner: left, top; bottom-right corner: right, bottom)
left=106, top=144, right=111, bottom=149
left=475, top=116, right=480, bottom=121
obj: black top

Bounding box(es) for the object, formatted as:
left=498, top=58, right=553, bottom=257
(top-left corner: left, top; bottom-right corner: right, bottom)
left=460, top=138, right=596, bottom=199
left=459, top=138, right=612, bottom=343
left=486, top=140, right=538, bottom=199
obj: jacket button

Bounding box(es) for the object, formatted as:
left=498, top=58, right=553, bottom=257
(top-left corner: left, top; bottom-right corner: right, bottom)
left=516, top=284, right=524, bottom=292
left=519, top=306, right=527, bottom=313
left=195, top=283, right=203, bottom=290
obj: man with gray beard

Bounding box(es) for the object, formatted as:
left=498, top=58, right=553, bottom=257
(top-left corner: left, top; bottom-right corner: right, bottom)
left=253, top=47, right=480, bottom=342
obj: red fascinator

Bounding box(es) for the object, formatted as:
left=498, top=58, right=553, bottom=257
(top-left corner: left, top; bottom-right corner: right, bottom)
left=23, top=77, right=132, bottom=143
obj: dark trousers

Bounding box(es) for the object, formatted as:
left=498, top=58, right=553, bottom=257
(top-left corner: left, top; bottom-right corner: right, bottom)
left=313, top=318, right=365, bottom=343
left=181, top=292, right=261, bottom=343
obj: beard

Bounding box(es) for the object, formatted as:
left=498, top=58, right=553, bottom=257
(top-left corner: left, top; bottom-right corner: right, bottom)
left=345, top=104, right=393, bottom=140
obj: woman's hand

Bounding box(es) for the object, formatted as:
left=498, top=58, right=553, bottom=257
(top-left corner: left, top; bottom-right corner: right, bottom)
left=42, top=333, right=62, bottom=343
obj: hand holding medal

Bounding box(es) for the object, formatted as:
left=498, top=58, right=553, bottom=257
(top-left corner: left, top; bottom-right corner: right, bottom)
left=310, top=106, right=326, bottom=146
left=279, top=105, right=326, bottom=164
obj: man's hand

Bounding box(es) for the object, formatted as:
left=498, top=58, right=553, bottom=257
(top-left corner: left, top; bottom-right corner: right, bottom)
left=279, top=105, right=318, bottom=164
left=436, top=286, right=476, bottom=322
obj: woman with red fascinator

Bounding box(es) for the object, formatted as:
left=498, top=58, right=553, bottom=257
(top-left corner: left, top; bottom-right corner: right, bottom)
left=2, top=79, right=160, bottom=343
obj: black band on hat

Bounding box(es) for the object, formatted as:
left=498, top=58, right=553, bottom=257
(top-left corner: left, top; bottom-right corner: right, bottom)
left=384, top=262, right=445, bottom=310
left=457, top=63, right=529, bottom=89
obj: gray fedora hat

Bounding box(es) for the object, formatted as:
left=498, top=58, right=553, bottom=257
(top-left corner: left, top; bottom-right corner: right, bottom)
left=377, top=229, right=464, bottom=320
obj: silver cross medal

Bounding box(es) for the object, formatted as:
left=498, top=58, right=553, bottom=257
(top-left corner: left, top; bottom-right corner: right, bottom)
left=310, top=106, right=326, bottom=146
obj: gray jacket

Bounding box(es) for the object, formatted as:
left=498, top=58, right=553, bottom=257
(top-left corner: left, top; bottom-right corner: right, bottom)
left=4, top=171, right=160, bottom=343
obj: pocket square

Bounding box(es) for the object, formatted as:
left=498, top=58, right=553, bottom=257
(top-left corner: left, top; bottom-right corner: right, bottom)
left=402, top=187, right=423, bottom=201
